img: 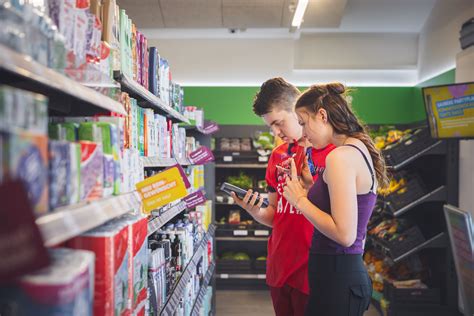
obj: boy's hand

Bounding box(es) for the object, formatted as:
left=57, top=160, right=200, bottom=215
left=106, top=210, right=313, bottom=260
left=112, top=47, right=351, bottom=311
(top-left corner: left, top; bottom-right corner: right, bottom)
left=231, top=189, right=265, bottom=214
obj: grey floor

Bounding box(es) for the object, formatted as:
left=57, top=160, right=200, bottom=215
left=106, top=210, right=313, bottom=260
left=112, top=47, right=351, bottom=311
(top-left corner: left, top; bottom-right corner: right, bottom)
left=216, top=290, right=379, bottom=316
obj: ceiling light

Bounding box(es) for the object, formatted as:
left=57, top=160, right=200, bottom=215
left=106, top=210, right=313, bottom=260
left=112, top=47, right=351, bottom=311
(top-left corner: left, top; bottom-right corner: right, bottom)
left=291, top=0, right=309, bottom=28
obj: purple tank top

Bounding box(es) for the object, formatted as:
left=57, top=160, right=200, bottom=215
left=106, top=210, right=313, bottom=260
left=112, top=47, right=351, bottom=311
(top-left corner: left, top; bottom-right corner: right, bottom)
left=307, top=145, right=377, bottom=255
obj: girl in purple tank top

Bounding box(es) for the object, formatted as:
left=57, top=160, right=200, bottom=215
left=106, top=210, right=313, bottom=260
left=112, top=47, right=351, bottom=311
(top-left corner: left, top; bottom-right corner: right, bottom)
left=282, top=83, right=389, bottom=316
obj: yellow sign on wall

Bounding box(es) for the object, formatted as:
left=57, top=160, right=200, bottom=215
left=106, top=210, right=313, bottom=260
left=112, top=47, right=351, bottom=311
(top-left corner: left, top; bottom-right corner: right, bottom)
left=135, top=167, right=188, bottom=213
left=423, top=83, right=474, bottom=138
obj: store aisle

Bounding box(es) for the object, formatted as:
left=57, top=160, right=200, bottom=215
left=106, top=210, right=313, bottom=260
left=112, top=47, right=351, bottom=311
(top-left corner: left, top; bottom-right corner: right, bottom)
left=216, top=290, right=380, bottom=316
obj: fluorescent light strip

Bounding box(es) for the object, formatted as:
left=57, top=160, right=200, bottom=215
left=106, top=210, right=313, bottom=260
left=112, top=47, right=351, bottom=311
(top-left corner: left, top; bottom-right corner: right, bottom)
left=292, top=0, right=309, bottom=28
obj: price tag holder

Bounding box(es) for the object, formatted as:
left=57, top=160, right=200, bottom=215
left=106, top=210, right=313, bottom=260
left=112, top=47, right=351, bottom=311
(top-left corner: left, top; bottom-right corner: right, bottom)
left=254, top=230, right=269, bottom=236
left=223, top=156, right=233, bottom=162
left=258, top=156, right=268, bottom=162
left=233, top=230, right=248, bottom=236
left=220, top=274, right=229, bottom=279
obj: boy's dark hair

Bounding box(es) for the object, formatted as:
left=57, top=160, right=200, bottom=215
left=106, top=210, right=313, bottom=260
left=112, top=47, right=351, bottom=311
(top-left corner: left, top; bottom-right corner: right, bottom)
left=253, top=77, right=300, bottom=116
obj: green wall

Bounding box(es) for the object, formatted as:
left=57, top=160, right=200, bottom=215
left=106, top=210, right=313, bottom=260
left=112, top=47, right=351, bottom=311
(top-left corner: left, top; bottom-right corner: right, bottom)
left=183, top=69, right=456, bottom=126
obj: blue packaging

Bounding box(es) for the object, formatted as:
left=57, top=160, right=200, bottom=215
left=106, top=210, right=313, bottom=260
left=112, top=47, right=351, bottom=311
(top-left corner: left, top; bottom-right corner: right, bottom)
left=48, top=140, right=70, bottom=209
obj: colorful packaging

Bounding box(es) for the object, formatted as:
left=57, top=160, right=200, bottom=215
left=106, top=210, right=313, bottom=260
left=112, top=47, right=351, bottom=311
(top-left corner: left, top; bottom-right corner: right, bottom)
left=115, top=214, right=148, bottom=314
left=67, top=222, right=129, bottom=316
left=131, top=99, right=139, bottom=151
left=138, top=107, right=144, bottom=156
left=49, top=0, right=76, bottom=51
left=49, top=122, right=79, bottom=141
left=141, top=36, right=149, bottom=90
left=7, top=132, right=48, bottom=214
left=48, top=141, right=71, bottom=209
left=0, top=248, right=95, bottom=316
left=97, top=117, right=122, bottom=195
left=0, top=86, right=48, bottom=135
left=69, top=142, right=81, bottom=204
left=79, top=141, right=103, bottom=201
left=131, top=23, right=138, bottom=82
left=148, top=47, right=159, bottom=96
left=74, top=7, right=89, bottom=65
left=96, top=122, right=115, bottom=197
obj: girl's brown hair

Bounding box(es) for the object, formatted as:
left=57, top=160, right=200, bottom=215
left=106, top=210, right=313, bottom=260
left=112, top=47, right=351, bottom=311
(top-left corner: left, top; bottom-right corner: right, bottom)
left=295, top=83, right=389, bottom=188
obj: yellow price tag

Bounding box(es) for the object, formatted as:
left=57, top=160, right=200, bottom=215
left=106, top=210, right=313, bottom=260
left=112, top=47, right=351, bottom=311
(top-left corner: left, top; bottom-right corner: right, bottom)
left=135, top=167, right=188, bottom=213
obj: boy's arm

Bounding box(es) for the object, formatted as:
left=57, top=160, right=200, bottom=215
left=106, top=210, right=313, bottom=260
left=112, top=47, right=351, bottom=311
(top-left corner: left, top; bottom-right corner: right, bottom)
left=231, top=191, right=276, bottom=228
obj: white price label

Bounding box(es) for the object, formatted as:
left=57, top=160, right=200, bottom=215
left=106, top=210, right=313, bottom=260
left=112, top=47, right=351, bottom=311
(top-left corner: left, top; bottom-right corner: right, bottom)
left=257, top=274, right=266, bottom=279
left=254, top=230, right=269, bottom=236
left=220, top=274, right=229, bottom=279
left=233, top=230, right=248, bottom=236
left=223, top=156, right=233, bottom=162
left=258, top=156, right=268, bottom=162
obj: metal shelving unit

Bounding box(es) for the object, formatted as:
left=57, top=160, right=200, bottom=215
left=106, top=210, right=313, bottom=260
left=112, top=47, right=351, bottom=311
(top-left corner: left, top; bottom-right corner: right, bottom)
left=0, top=44, right=126, bottom=116
left=390, top=185, right=447, bottom=217
left=36, top=192, right=141, bottom=247
left=147, top=201, right=188, bottom=237
left=114, top=72, right=189, bottom=124
left=159, top=225, right=216, bottom=316
left=190, top=262, right=216, bottom=316
left=216, top=273, right=266, bottom=280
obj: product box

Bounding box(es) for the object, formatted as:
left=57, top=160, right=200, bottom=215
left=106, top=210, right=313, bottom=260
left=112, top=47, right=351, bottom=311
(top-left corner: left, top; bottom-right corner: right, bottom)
left=67, top=221, right=130, bottom=316
left=131, top=98, right=139, bottom=151
left=138, top=106, right=144, bottom=156
left=69, top=142, right=81, bottom=204
left=115, top=214, right=148, bottom=313
left=97, top=118, right=122, bottom=195
left=0, top=248, right=95, bottom=316
left=48, top=122, right=79, bottom=141
left=79, top=141, right=103, bottom=201
left=48, top=140, right=71, bottom=209
left=148, top=47, right=159, bottom=96
left=49, top=0, right=76, bottom=51
left=7, top=131, right=48, bottom=214
left=0, top=86, right=48, bottom=135
left=96, top=122, right=116, bottom=197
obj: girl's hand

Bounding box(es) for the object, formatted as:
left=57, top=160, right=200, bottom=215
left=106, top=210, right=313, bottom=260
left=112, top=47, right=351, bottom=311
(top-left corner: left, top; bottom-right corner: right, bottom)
left=283, top=159, right=308, bottom=208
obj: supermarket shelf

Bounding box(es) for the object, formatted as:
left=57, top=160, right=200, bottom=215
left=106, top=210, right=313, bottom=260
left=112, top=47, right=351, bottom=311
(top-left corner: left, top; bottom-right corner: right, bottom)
left=215, top=164, right=267, bottom=169
left=216, top=273, right=266, bottom=280
left=141, top=157, right=193, bottom=168
left=215, top=236, right=268, bottom=242
left=391, top=186, right=447, bottom=217
left=190, top=262, right=216, bottom=316
left=147, top=200, right=187, bottom=237
left=371, top=232, right=447, bottom=263
left=159, top=225, right=216, bottom=316
left=114, top=72, right=189, bottom=124
left=142, top=157, right=177, bottom=168
left=36, top=192, right=141, bottom=247
left=388, top=141, right=445, bottom=171
left=0, top=44, right=126, bottom=116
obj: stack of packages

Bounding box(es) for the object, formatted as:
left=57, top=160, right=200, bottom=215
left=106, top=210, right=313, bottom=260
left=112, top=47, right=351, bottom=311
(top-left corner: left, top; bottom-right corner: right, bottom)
left=122, top=92, right=193, bottom=161
left=147, top=204, right=213, bottom=315
left=66, top=214, right=149, bottom=316
left=0, top=86, right=49, bottom=215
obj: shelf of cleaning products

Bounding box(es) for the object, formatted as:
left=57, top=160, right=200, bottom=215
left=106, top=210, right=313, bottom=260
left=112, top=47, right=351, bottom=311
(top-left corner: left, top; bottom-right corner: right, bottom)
left=36, top=192, right=141, bottom=247
left=389, top=186, right=447, bottom=217
left=0, top=44, right=126, bottom=116
left=190, top=262, right=216, bottom=316
left=114, top=72, right=189, bottom=124
left=159, top=225, right=216, bottom=316
left=141, top=157, right=193, bottom=168
left=147, top=200, right=188, bottom=237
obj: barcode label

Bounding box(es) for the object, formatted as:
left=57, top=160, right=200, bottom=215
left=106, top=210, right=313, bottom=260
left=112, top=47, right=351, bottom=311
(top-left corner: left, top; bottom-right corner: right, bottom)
left=223, top=156, right=233, bottom=162
left=254, top=230, right=269, bottom=236
left=233, top=230, right=248, bottom=236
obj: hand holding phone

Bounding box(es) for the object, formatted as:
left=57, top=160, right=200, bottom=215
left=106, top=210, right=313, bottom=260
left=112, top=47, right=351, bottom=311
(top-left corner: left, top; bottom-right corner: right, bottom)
left=220, top=182, right=269, bottom=208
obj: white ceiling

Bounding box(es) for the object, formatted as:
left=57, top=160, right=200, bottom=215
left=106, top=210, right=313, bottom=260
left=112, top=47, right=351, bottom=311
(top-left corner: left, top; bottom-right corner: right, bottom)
left=117, top=0, right=437, bottom=33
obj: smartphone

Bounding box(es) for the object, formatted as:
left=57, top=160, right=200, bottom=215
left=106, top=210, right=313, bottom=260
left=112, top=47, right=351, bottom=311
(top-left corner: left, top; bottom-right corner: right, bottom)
left=220, top=182, right=269, bottom=208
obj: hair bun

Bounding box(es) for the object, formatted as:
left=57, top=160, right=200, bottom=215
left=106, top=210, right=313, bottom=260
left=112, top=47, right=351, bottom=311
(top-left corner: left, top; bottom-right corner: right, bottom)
left=326, top=82, right=345, bottom=95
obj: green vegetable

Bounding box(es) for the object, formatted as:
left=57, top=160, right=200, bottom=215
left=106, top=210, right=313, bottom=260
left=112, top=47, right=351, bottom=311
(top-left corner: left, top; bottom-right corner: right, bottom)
left=227, top=172, right=253, bottom=190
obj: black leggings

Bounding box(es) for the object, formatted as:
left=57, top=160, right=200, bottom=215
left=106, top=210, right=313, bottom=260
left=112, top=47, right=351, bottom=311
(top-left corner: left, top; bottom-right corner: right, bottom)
left=305, top=254, right=372, bottom=316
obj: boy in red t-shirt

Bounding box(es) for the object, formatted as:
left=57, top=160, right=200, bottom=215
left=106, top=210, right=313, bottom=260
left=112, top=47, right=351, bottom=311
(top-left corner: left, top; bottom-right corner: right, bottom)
left=232, top=78, right=335, bottom=316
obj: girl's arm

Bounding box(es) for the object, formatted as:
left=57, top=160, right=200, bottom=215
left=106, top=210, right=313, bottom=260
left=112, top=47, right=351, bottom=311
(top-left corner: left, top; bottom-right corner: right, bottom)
left=283, top=152, right=358, bottom=247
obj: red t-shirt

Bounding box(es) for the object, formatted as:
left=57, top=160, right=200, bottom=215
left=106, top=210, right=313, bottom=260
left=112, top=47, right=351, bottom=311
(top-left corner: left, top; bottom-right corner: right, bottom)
left=265, top=142, right=335, bottom=294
